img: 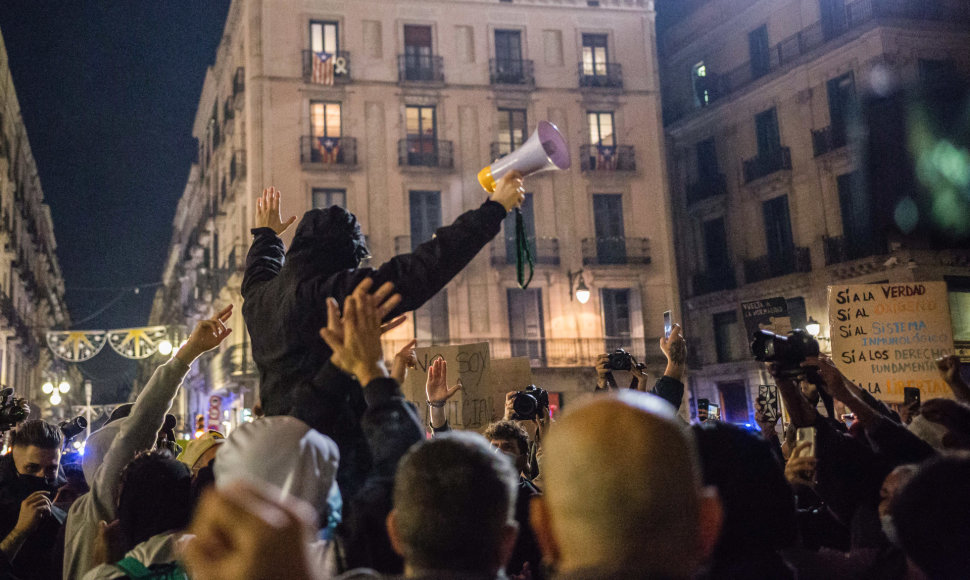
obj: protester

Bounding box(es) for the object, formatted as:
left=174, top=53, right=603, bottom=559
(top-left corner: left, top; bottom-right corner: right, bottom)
left=81, top=450, right=193, bottom=579
left=241, top=175, right=524, bottom=449
left=0, top=420, right=65, bottom=580
left=483, top=420, right=543, bottom=579
left=593, top=323, right=687, bottom=411
left=63, top=305, right=233, bottom=580
left=531, top=390, right=722, bottom=579
left=213, top=415, right=340, bottom=576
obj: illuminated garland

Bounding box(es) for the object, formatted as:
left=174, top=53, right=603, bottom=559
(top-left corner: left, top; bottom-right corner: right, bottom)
left=47, top=326, right=169, bottom=361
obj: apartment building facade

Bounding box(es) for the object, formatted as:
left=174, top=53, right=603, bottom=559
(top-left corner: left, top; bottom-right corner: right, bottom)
left=0, top=30, right=72, bottom=412
left=660, top=0, right=970, bottom=422
left=148, top=0, right=678, bottom=431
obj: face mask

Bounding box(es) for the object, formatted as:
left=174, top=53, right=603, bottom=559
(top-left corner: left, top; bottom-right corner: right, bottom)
left=880, top=514, right=900, bottom=546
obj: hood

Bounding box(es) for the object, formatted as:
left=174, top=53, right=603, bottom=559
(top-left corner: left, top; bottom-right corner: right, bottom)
left=284, top=206, right=368, bottom=276
left=82, top=419, right=125, bottom=486
left=213, top=416, right=339, bottom=522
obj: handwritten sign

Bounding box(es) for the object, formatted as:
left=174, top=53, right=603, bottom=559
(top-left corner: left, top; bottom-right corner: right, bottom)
left=401, top=343, right=493, bottom=429
left=742, top=297, right=792, bottom=343
left=828, top=282, right=954, bottom=402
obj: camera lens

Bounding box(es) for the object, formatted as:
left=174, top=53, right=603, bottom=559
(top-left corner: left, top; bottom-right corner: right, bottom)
left=512, top=393, right=537, bottom=418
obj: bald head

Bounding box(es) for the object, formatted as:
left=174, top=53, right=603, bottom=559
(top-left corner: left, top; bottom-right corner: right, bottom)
left=535, top=391, right=712, bottom=577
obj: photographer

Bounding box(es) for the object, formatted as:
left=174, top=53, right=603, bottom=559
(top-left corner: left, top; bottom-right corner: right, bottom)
left=594, top=323, right=687, bottom=411
left=0, top=420, right=65, bottom=579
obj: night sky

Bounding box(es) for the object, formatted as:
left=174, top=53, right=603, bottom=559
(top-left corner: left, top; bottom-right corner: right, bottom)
left=0, top=1, right=230, bottom=396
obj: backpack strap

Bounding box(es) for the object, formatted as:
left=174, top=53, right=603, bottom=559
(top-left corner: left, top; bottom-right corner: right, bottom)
left=115, top=557, right=152, bottom=578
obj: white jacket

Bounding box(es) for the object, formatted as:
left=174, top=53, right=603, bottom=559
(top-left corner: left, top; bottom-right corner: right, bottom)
left=63, top=358, right=190, bottom=580
left=80, top=532, right=187, bottom=580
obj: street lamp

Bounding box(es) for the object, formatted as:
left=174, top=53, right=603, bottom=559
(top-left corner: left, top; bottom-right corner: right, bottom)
left=42, top=382, right=54, bottom=394
left=158, top=340, right=174, bottom=356
left=50, top=391, right=62, bottom=405
left=568, top=270, right=591, bottom=304
left=58, top=381, right=70, bottom=394
left=806, top=316, right=821, bottom=337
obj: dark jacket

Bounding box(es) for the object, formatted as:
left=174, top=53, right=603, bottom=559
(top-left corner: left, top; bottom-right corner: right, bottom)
left=0, top=455, right=65, bottom=580
left=241, top=200, right=506, bottom=423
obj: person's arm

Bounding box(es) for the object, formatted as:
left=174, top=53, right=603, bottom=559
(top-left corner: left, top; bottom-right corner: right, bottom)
left=318, top=173, right=524, bottom=316
left=425, top=358, right=461, bottom=430
left=92, top=307, right=234, bottom=516
left=241, top=187, right=296, bottom=297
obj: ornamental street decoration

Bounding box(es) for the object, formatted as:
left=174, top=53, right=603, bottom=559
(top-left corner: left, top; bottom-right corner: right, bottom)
left=107, top=326, right=169, bottom=359
left=46, top=331, right=108, bottom=362
left=47, top=326, right=170, bottom=361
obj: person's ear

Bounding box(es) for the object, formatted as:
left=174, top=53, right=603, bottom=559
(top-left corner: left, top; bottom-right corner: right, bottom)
left=385, top=509, right=406, bottom=557
left=697, top=486, right=723, bottom=561
left=529, top=496, right=560, bottom=567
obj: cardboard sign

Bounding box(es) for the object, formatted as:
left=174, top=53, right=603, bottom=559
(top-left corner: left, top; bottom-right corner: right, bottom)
left=488, top=358, right=535, bottom=421
left=401, top=343, right=493, bottom=429
left=742, top=297, right=792, bottom=343
left=828, top=282, right=955, bottom=402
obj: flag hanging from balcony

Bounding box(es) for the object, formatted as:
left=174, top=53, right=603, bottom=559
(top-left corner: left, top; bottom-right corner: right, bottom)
left=316, top=137, right=341, bottom=164
left=596, top=145, right=617, bottom=170
left=46, top=331, right=108, bottom=362
left=312, top=52, right=335, bottom=85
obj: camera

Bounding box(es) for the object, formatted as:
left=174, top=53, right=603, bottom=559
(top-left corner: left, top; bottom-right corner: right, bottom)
left=607, top=348, right=645, bottom=372
left=59, top=416, right=88, bottom=447
left=0, top=388, right=29, bottom=433
left=750, top=329, right=820, bottom=377
left=511, top=385, right=549, bottom=421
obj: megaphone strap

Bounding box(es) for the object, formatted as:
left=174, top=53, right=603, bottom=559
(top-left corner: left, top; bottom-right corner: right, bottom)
left=515, top=208, right=535, bottom=289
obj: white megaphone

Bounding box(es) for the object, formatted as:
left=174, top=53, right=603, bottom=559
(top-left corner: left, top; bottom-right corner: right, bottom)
left=478, top=121, right=571, bottom=192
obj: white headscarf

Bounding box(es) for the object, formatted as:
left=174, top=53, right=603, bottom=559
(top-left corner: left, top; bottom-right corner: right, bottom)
left=213, top=416, right=339, bottom=523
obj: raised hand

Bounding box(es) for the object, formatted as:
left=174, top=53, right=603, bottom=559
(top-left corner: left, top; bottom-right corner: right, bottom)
left=490, top=170, right=525, bottom=211
left=254, top=187, right=298, bottom=236
left=176, top=305, right=233, bottom=365
left=14, top=491, right=51, bottom=534
left=183, top=483, right=318, bottom=580
left=319, top=284, right=391, bottom=386
left=390, top=338, right=417, bottom=384
left=785, top=441, right=817, bottom=488
left=426, top=358, right=461, bottom=406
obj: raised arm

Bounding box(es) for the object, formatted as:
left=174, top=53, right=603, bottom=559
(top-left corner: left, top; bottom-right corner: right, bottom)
left=242, top=187, right=296, bottom=297
left=92, top=306, right=233, bottom=515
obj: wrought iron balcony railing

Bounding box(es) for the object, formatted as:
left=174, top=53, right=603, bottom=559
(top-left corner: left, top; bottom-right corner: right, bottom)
left=812, top=125, right=848, bottom=157
left=301, top=136, right=358, bottom=167
left=743, top=147, right=792, bottom=184
left=493, top=237, right=560, bottom=266
left=579, top=145, right=636, bottom=172
left=687, top=173, right=728, bottom=205
left=744, top=246, right=811, bottom=283
left=398, top=139, right=454, bottom=169
left=582, top=237, right=650, bottom=266
left=578, top=62, right=623, bottom=88
left=489, top=58, right=535, bottom=86
left=398, top=54, right=444, bottom=83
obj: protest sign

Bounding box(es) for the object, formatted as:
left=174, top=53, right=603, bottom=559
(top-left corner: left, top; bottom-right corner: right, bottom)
left=401, top=342, right=493, bottom=429
left=828, top=282, right=954, bottom=402
left=488, top=357, right=535, bottom=421
left=742, top=297, right=792, bottom=343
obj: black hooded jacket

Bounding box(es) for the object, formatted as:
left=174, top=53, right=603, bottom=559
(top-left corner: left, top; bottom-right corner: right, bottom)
left=241, top=200, right=505, bottom=486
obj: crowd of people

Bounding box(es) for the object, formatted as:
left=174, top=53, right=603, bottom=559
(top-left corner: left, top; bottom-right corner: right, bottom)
left=0, top=176, right=968, bottom=580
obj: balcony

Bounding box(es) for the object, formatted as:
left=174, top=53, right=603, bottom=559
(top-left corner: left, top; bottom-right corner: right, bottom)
left=229, top=150, right=246, bottom=185
left=579, top=145, right=636, bottom=172
left=301, top=136, right=358, bottom=167
left=687, top=173, right=728, bottom=205
left=398, top=54, right=444, bottom=83
left=692, top=270, right=738, bottom=295
left=382, top=336, right=655, bottom=369
left=301, top=51, right=351, bottom=84
left=823, top=235, right=886, bottom=265
left=489, top=58, right=535, bottom=86
left=398, top=139, right=454, bottom=169
left=232, top=67, right=244, bottom=110
left=578, top=62, right=623, bottom=89
left=492, top=237, right=560, bottom=266
left=743, top=147, right=792, bottom=184
left=812, top=125, right=848, bottom=157
left=582, top=237, right=651, bottom=266
left=743, top=246, right=811, bottom=283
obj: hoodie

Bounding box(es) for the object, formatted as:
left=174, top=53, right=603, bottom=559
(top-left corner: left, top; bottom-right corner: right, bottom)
left=240, top=200, right=505, bottom=451
left=63, top=357, right=190, bottom=580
